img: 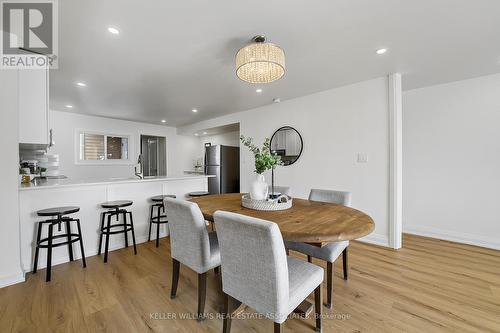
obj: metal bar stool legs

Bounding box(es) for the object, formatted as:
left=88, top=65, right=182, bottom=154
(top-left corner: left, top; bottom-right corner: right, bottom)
left=148, top=195, right=175, bottom=247
left=98, top=200, right=136, bottom=263
left=156, top=204, right=162, bottom=247
left=32, top=206, right=86, bottom=282
left=128, top=211, right=137, bottom=254
left=103, top=213, right=112, bottom=263
left=46, top=223, right=54, bottom=282
left=75, top=219, right=87, bottom=268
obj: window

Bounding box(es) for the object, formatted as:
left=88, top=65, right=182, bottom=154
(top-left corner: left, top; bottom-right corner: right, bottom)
left=78, top=132, right=129, bottom=162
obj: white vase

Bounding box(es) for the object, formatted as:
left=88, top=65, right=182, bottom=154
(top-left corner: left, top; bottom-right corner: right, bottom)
left=250, top=174, right=269, bottom=200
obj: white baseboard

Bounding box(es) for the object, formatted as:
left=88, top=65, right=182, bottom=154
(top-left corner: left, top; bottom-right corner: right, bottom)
left=404, top=225, right=500, bottom=250
left=0, top=271, right=25, bottom=288
left=357, top=233, right=390, bottom=248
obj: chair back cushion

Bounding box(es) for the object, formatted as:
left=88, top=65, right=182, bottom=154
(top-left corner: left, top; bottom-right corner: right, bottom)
left=165, top=198, right=211, bottom=273
left=309, top=188, right=351, bottom=206
left=214, top=211, right=289, bottom=317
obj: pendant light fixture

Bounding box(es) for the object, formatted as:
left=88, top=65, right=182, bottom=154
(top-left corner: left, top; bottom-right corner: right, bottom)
left=235, top=35, right=285, bottom=84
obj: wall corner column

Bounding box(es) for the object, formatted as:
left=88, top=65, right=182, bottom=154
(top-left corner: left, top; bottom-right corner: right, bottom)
left=388, top=73, right=403, bottom=249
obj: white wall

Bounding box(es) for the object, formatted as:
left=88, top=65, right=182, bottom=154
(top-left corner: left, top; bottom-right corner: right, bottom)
left=0, top=71, right=24, bottom=287
left=198, top=130, right=240, bottom=157
left=180, top=77, right=391, bottom=246
left=48, top=110, right=200, bottom=180
left=403, top=73, right=500, bottom=250
left=200, top=131, right=240, bottom=147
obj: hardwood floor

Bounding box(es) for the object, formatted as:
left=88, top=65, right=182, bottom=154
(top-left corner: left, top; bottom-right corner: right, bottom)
left=1, top=234, right=499, bottom=332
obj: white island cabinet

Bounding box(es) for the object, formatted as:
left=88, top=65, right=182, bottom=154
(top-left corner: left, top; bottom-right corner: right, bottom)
left=18, top=175, right=212, bottom=273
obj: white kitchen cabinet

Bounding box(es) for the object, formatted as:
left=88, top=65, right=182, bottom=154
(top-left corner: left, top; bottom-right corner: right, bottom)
left=18, top=65, right=49, bottom=145
left=285, top=129, right=301, bottom=156
left=271, top=130, right=286, bottom=151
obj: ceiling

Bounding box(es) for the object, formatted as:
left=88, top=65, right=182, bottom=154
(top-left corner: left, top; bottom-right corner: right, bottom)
left=51, top=0, right=500, bottom=126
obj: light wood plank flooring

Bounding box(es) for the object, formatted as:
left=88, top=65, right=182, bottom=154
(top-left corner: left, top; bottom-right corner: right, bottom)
left=1, top=234, right=499, bottom=332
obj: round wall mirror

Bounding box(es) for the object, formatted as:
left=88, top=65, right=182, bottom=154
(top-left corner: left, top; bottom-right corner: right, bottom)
left=270, top=126, right=303, bottom=166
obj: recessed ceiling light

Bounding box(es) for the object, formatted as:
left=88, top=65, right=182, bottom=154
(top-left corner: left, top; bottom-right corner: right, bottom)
left=194, top=133, right=199, bottom=136
left=376, top=48, right=387, bottom=55
left=65, top=104, right=73, bottom=109
left=108, top=27, right=120, bottom=35
left=192, top=109, right=198, bottom=113
left=76, top=82, right=86, bottom=87
left=256, top=88, right=263, bottom=93
left=203, top=132, right=207, bottom=135
left=161, top=119, right=166, bottom=123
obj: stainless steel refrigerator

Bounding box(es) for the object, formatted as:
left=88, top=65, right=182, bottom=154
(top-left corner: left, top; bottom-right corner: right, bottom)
left=205, top=145, right=240, bottom=194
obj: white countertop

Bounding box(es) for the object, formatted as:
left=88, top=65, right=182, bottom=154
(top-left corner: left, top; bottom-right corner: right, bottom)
left=19, top=174, right=214, bottom=191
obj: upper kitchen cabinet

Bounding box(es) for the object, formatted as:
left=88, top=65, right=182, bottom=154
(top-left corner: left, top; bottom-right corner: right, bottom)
left=18, top=65, right=49, bottom=147
left=284, top=128, right=301, bottom=156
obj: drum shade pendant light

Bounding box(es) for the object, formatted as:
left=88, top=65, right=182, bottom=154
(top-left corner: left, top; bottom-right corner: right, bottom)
left=236, top=35, right=285, bottom=84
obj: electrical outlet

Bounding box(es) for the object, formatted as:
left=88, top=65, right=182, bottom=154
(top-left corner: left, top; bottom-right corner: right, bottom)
left=357, top=153, right=368, bottom=163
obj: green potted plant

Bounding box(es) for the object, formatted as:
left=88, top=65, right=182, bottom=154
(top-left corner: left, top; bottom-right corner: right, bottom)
left=240, top=135, right=282, bottom=200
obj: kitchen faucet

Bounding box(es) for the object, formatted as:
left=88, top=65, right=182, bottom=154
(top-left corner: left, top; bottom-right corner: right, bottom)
left=135, top=154, right=144, bottom=179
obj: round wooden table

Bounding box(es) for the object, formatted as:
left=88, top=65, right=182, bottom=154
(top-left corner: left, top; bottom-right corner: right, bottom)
left=190, top=193, right=375, bottom=246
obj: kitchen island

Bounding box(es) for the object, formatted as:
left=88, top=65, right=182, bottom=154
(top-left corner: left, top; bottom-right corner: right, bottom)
left=18, top=175, right=213, bottom=273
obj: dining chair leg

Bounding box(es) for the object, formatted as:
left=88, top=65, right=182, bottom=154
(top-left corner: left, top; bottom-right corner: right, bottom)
left=325, top=261, right=333, bottom=308
left=307, top=255, right=312, bottom=263
left=342, top=247, right=349, bottom=280
left=286, top=249, right=289, bottom=256
left=274, top=322, right=283, bottom=333
left=217, top=268, right=223, bottom=292
left=314, top=284, right=322, bottom=332
left=222, top=293, right=234, bottom=333
left=197, top=272, right=207, bottom=321
left=170, top=259, right=180, bottom=299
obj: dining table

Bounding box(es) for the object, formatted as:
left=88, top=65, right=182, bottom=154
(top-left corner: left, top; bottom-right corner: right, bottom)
left=190, top=193, right=375, bottom=315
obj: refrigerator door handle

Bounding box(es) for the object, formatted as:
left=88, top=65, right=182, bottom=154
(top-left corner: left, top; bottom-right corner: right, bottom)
left=204, top=149, right=207, bottom=175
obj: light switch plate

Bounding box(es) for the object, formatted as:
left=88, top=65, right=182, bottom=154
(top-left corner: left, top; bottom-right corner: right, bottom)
left=357, top=153, right=368, bottom=163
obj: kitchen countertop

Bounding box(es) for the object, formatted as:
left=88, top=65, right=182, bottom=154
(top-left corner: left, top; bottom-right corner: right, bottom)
left=19, top=174, right=214, bottom=191
left=184, top=170, right=205, bottom=175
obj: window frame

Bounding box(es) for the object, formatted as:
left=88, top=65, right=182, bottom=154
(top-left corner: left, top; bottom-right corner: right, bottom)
left=75, top=129, right=133, bottom=165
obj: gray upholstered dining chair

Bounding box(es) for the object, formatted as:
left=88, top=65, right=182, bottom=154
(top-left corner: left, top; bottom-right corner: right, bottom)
left=164, top=198, right=221, bottom=321
left=214, top=211, right=323, bottom=333
left=268, top=185, right=292, bottom=197
left=285, top=189, right=351, bottom=309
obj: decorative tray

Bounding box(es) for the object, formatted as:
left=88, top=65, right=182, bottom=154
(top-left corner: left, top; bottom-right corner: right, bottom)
left=241, top=194, right=293, bottom=211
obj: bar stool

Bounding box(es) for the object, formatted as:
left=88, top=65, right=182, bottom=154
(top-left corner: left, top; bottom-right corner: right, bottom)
left=98, top=200, right=137, bottom=263
left=148, top=194, right=176, bottom=247
left=188, top=191, right=210, bottom=197
left=33, top=206, right=86, bottom=282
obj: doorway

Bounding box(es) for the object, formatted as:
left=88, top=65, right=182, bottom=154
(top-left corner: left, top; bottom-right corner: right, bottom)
left=140, top=135, right=166, bottom=177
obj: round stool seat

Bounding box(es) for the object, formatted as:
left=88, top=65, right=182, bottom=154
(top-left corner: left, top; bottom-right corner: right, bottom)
left=151, top=194, right=176, bottom=202
left=188, top=191, right=210, bottom=197
left=37, top=206, right=80, bottom=217
left=101, top=200, right=133, bottom=209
